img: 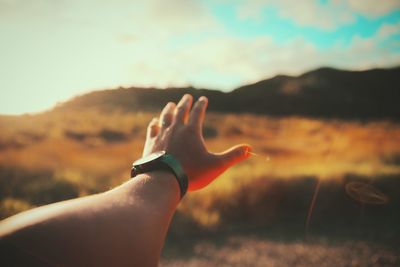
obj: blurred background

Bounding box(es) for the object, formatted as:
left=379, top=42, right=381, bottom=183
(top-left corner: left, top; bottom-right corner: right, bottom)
left=1, top=1, right=400, bottom=266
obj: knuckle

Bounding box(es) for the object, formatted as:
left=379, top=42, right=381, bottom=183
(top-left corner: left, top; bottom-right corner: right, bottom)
left=193, top=102, right=202, bottom=111
left=161, top=113, right=173, bottom=121
left=163, top=126, right=175, bottom=136
left=186, top=123, right=197, bottom=133
left=176, top=104, right=186, bottom=112
left=169, top=121, right=178, bottom=130
left=149, top=123, right=157, bottom=129
left=187, top=119, right=198, bottom=128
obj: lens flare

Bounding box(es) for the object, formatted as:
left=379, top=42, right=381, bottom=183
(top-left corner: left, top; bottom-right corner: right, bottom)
left=345, top=182, right=389, bottom=205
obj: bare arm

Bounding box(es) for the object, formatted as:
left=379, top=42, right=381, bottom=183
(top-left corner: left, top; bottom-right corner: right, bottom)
left=0, top=94, right=250, bottom=267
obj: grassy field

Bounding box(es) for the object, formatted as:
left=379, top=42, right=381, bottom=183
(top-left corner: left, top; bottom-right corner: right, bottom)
left=161, top=235, right=400, bottom=267
left=1, top=110, right=399, bottom=266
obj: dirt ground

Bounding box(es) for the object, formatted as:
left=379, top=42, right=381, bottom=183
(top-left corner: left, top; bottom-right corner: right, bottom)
left=161, top=235, right=399, bottom=267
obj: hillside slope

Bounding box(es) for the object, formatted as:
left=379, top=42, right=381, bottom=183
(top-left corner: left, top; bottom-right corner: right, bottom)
left=55, top=66, right=400, bottom=120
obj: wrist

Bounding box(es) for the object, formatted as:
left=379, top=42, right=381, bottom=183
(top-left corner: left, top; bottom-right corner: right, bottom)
left=133, top=170, right=181, bottom=205
left=131, top=151, right=188, bottom=199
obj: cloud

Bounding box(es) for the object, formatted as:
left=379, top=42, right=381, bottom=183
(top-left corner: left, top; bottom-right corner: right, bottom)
left=376, top=21, right=400, bottom=38
left=123, top=22, right=400, bottom=91
left=127, top=0, right=220, bottom=40
left=343, top=0, right=400, bottom=17
left=237, top=0, right=353, bottom=29
left=1, top=0, right=400, bottom=114
left=236, top=0, right=400, bottom=30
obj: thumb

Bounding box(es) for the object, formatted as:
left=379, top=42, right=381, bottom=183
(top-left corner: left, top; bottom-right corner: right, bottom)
left=216, top=144, right=252, bottom=167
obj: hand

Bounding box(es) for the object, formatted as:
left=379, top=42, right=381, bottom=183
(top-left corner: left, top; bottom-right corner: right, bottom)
left=142, top=94, right=251, bottom=191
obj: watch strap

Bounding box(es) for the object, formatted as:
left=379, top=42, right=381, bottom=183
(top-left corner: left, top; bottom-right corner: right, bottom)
left=131, top=152, right=188, bottom=199
left=159, top=153, right=188, bottom=199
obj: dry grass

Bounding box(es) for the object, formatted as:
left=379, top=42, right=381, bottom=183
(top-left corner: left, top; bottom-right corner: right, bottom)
left=1, top=110, right=400, bottom=221
left=161, top=235, right=400, bottom=267
left=1, top=110, right=400, bottom=266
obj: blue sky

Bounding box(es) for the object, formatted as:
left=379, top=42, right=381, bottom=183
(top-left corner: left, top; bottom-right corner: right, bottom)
left=210, top=2, right=400, bottom=47
left=0, top=0, right=399, bottom=114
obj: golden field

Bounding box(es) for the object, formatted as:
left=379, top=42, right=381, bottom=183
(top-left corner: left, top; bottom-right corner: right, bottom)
left=1, top=110, right=400, bottom=266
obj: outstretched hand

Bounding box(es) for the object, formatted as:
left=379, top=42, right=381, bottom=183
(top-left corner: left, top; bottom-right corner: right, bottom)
left=142, top=94, right=251, bottom=191
left=0, top=94, right=250, bottom=267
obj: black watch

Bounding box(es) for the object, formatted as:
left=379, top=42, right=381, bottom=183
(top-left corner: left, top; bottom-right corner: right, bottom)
left=131, top=151, right=188, bottom=199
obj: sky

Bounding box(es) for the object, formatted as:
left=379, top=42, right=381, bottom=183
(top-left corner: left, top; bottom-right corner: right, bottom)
left=1, top=0, right=400, bottom=115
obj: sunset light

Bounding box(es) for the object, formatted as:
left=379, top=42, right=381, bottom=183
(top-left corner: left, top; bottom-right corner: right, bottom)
left=1, top=0, right=399, bottom=114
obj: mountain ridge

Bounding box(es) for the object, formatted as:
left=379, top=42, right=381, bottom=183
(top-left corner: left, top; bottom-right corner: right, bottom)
left=54, top=66, right=400, bottom=120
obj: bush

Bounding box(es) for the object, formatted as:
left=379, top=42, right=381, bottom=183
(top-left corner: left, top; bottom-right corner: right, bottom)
left=0, top=166, right=80, bottom=209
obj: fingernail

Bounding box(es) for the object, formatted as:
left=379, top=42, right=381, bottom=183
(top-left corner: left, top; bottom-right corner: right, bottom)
left=181, top=94, right=192, bottom=104
left=244, top=145, right=252, bottom=157
left=199, top=96, right=208, bottom=102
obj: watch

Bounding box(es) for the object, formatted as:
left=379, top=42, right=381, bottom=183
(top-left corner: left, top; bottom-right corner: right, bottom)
left=131, top=151, right=188, bottom=199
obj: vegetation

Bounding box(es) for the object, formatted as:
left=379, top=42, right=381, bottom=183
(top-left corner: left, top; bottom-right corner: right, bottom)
left=1, top=109, right=399, bottom=266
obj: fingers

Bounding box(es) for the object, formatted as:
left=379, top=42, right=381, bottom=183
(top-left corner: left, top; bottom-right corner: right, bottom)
left=159, top=102, right=176, bottom=129
left=188, top=96, right=208, bottom=130
left=174, top=94, right=193, bottom=124
left=216, top=144, right=252, bottom=167
left=158, top=95, right=207, bottom=131
left=147, top=117, right=159, bottom=138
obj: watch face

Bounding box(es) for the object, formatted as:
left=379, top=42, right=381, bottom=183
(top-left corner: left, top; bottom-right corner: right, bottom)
left=133, top=151, right=166, bottom=166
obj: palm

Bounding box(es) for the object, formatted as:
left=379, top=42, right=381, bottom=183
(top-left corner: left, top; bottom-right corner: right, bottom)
left=143, top=94, right=250, bottom=191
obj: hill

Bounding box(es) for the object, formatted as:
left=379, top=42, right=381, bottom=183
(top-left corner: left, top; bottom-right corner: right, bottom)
left=55, top=66, right=400, bottom=120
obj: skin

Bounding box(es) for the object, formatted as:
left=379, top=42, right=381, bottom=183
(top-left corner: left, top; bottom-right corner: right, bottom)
left=0, top=94, right=251, bottom=267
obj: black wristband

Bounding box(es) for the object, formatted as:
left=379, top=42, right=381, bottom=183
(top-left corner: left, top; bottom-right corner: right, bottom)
left=159, top=153, right=188, bottom=199
left=131, top=151, right=188, bottom=199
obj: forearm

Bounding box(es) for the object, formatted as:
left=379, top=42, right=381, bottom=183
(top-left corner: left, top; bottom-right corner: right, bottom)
left=0, top=171, right=180, bottom=267
left=0, top=94, right=249, bottom=266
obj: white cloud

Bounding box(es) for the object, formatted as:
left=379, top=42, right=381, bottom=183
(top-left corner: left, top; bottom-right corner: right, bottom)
left=1, top=0, right=399, bottom=114
left=0, top=0, right=221, bottom=113
left=123, top=24, right=400, bottom=91
left=344, top=0, right=400, bottom=17
left=236, top=0, right=400, bottom=30
left=236, top=0, right=354, bottom=30
left=125, top=0, right=220, bottom=40
left=376, top=22, right=400, bottom=38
